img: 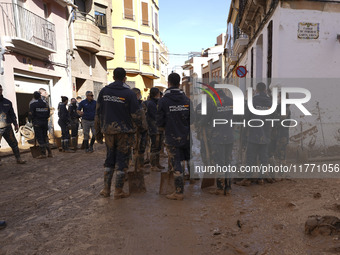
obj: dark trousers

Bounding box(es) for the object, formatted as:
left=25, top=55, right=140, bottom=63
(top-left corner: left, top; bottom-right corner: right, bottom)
left=33, top=121, right=48, bottom=146
left=58, top=120, right=70, bottom=140
left=71, top=121, right=79, bottom=138
left=246, top=142, right=269, bottom=166
left=167, top=143, right=190, bottom=174
left=150, top=133, right=163, bottom=154
left=210, top=143, right=233, bottom=190
left=105, top=133, right=133, bottom=188
left=134, top=131, right=147, bottom=155
left=0, top=125, right=20, bottom=159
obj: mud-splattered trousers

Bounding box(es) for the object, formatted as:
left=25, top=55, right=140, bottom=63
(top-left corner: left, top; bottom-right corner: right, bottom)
left=166, top=143, right=190, bottom=194
left=105, top=133, right=134, bottom=189
left=210, top=143, right=233, bottom=191
left=58, top=120, right=70, bottom=140
left=33, top=121, right=49, bottom=146
left=0, top=125, right=21, bottom=159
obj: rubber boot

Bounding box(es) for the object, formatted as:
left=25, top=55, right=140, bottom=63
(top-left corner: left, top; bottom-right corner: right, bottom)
left=46, top=144, right=53, bottom=158
left=166, top=172, right=184, bottom=200
left=114, top=171, right=129, bottom=199
left=0, top=221, right=6, bottom=230
left=84, top=139, right=90, bottom=153
left=100, top=168, right=114, bottom=197
left=88, top=137, right=95, bottom=153
left=36, top=146, right=47, bottom=159
left=12, top=146, right=26, bottom=164
left=64, top=140, right=75, bottom=153
left=210, top=177, right=225, bottom=195
left=155, top=153, right=165, bottom=170
left=71, top=137, right=78, bottom=151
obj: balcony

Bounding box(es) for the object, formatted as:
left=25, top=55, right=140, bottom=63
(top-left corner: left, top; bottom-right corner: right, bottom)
left=73, top=10, right=101, bottom=53
left=97, top=34, right=114, bottom=60
left=234, top=33, right=249, bottom=54
left=227, top=50, right=238, bottom=65
left=0, top=3, right=56, bottom=58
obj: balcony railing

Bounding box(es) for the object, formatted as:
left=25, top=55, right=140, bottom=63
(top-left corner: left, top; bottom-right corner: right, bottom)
left=74, top=10, right=97, bottom=25
left=0, top=3, right=56, bottom=50
left=141, top=19, right=149, bottom=26
left=126, top=56, right=137, bottom=62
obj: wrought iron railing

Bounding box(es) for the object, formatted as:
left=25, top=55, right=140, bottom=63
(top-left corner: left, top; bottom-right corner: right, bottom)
left=0, top=3, right=56, bottom=50
left=124, top=8, right=134, bottom=20
left=74, top=9, right=97, bottom=25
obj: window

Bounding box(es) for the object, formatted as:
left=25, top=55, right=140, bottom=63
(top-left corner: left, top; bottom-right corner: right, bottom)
left=124, top=0, right=134, bottom=20
left=141, top=2, right=149, bottom=26
left=142, top=42, right=150, bottom=65
left=125, top=37, right=136, bottom=62
left=151, top=6, right=154, bottom=30
left=152, top=44, right=155, bottom=67
left=267, top=21, right=273, bottom=84
left=94, top=3, right=107, bottom=34
left=156, top=48, right=159, bottom=70
left=155, top=12, right=159, bottom=35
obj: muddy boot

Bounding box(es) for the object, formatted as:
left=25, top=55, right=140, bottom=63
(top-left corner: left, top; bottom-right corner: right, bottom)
left=0, top=221, right=6, bottom=230
left=36, top=146, right=47, bottom=159
left=155, top=153, right=165, bottom=170
left=12, top=146, right=26, bottom=164
left=46, top=144, right=53, bottom=158
left=84, top=139, right=90, bottom=153
left=71, top=137, right=78, bottom=150
left=138, top=154, right=149, bottom=174
left=166, top=172, right=184, bottom=200
left=64, top=140, right=75, bottom=153
left=257, top=179, right=265, bottom=185
left=210, top=178, right=224, bottom=195
left=114, top=171, right=129, bottom=199
left=88, top=137, right=95, bottom=153
left=235, top=179, right=251, bottom=186
left=0, top=158, right=2, bottom=166
left=100, top=168, right=114, bottom=197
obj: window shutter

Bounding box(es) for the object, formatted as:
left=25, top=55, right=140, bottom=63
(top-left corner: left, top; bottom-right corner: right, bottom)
left=125, top=38, right=135, bottom=62
left=142, top=2, right=149, bottom=25
left=142, top=42, right=150, bottom=65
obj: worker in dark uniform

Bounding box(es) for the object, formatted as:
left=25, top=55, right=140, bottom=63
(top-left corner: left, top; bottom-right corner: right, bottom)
left=68, top=98, right=80, bottom=149
left=145, top=87, right=164, bottom=172
left=202, top=82, right=234, bottom=195
left=95, top=68, right=144, bottom=199
left=77, top=91, right=96, bottom=153
left=156, top=73, right=192, bottom=200
left=58, top=96, right=74, bottom=153
left=29, top=91, right=52, bottom=158
left=132, top=88, right=148, bottom=173
left=237, top=82, right=273, bottom=186
left=0, top=84, right=26, bottom=165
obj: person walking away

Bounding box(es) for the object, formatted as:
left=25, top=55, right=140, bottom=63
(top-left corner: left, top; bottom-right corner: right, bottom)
left=95, top=68, right=145, bottom=199
left=131, top=88, right=149, bottom=173
left=156, top=73, right=192, bottom=200
left=201, top=82, right=234, bottom=195
left=58, top=96, right=74, bottom=153
left=29, top=91, right=52, bottom=158
left=145, top=87, right=165, bottom=172
left=237, top=82, right=273, bottom=186
left=0, top=84, right=26, bottom=165
left=77, top=91, right=96, bottom=153
left=69, top=98, right=80, bottom=149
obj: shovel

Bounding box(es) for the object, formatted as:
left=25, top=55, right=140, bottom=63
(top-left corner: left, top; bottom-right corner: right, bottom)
left=128, top=141, right=146, bottom=193
left=30, top=139, right=41, bottom=158
left=201, top=128, right=215, bottom=189
left=159, top=171, right=175, bottom=195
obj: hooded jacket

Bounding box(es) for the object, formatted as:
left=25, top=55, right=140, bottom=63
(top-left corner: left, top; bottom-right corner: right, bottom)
left=95, top=80, right=144, bottom=134
left=156, top=88, right=191, bottom=147
left=0, top=96, right=17, bottom=128
left=29, top=98, right=50, bottom=125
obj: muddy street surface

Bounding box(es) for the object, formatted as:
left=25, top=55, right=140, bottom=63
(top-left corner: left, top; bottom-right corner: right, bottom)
left=1, top=144, right=340, bottom=255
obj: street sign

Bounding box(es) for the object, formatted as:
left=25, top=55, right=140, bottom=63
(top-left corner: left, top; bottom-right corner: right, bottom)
left=236, top=66, right=247, bottom=78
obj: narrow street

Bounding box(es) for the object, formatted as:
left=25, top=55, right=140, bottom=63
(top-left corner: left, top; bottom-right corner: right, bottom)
left=1, top=144, right=340, bottom=255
